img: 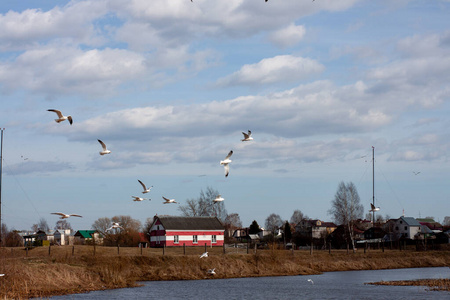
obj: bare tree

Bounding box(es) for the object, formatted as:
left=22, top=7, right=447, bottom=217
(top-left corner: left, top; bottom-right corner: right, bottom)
left=92, top=216, right=142, bottom=246
left=55, top=220, right=72, bottom=231
left=265, top=213, right=283, bottom=234
left=290, top=209, right=308, bottom=225
left=32, top=218, right=50, bottom=232
left=92, top=217, right=111, bottom=234
left=328, top=181, right=363, bottom=250
left=224, top=213, right=242, bottom=228
left=178, top=187, right=228, bottom=223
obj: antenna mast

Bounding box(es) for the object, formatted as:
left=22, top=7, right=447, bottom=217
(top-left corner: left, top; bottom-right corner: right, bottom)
left=0, top=128, right=4, bottom=246
left=372, top=146, right=375, bottom=226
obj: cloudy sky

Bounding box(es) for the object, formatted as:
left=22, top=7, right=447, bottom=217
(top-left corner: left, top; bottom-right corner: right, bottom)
left=1, top=0, right=449, bottom=232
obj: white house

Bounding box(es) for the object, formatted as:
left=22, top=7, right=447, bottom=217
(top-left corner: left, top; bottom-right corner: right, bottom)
left=54, top=229, right=72, bottom=245
left=393, top=217, right=421, bottom=239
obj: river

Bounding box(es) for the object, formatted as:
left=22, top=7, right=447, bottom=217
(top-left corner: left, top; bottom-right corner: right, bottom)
left=51, top=267, right=450, bottom=299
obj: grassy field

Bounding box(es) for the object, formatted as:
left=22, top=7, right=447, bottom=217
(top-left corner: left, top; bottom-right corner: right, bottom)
left=0, top=244, right=449, bottom=299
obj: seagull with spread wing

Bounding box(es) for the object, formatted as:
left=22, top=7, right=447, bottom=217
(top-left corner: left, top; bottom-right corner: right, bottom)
left=241, top=130, right=253, bottom=141
left=51, top=212, right=82, bottom=219
left=138, top=180, right=153, bottom=193
left=163, top=196, right=177, bottom=204
left=47, top=109, right=73, bottom=125
left=220, top=150, right=233, bottom=177
left=98, top=139, right=111, bottom=155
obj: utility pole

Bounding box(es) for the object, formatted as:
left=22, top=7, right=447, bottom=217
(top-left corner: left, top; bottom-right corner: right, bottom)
left=372, top=146, right=375, bottom=226
left=0, top=128, right=4, bottom=246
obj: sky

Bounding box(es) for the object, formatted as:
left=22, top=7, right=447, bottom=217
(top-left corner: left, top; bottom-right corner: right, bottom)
left=0, top=0, right=449, bottom=232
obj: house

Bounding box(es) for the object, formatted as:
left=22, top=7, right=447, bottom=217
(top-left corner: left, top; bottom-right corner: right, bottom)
left=138, top=232, right=149, bottom=248
left=54, top=229, right=72, bottom=246
left=149, top=215, right=224, bottom=247
left=22, top=230, right=54, bottom=247
left=416, top=218, right=443, bottom=232
left=74, top=230, right=103, bottom=245
left=393, top=217, right=421, bottom=239
left=295, top=219, right=337, bottom=239
left=363, top=227, right=386, bottom=240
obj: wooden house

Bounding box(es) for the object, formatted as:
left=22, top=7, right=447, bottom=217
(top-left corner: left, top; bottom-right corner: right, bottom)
left=149, top=215, right=224, bottom=247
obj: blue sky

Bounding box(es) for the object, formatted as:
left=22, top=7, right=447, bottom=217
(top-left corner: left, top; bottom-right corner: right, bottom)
left=1, top=0, right=449, bottom=231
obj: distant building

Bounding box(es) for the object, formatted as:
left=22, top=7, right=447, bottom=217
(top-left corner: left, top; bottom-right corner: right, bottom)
left=149, top=215, right=224, bottom=247
left=54, top=229, right=72, bottom=246
left=393, top=217, right=421, bottom=239
left=74, top=230, right=103, bottom=245
left=295, top=219, right=337, bottom=239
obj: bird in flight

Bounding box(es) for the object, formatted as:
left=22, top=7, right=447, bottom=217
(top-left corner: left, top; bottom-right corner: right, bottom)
left=51, top=212, right=82, bottom=219
left=213, top=195, right=224, bottom=203
left=132, top=196, right=148, bottom=202
left=163, top=196, right=177, bottom=204
left=207, top=268, right=216, bottom=275
left=307, top=279, right=314, bottom=284
left=138, top=180, right=153, bottom=193
left=220, top=150, right=233, bottom=177
left=107, top=222, right=124, bottom=232
left=241, top=130, right=253, bottom=142
left=369, top=203, right=380, bottom=212
left=98, top=139, right=111, bottom=155
left=412, top=171, right=421, bottom=175
left=48, top=109, right=73, bottom=125
left=199, top=251, right=208, bottom=258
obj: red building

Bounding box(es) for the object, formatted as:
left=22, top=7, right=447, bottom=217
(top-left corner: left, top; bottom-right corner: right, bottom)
left=149, top=215, right=225, bottom=247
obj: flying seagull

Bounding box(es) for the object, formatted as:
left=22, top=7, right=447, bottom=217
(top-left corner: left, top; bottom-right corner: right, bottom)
left=199, top=251, right=208, bottom=258
left=51, top=212, right=82, bottom=219
left=213, top=195, right=224, bottom=203
left=207, top=268, right=216, bottom=275
left=163, top=196, right=177, bottom=204
left=241, top=130, right=253, bottom=141
left=369, top=203, right=380, bottom=212
left=138, top=180, right=153, bottom=193
left=98, top=139, right=111, bottom=155
left=307, top=279, right=314, bottom=284
left=47, top=109, right=73, bottom=125
left=220, top=150, right=233, bottom=177
left=412, top=171, right=421, bottom=175
left=107, top=222, right=124, bottom=232
left=132, top=196, right=148, bottom=202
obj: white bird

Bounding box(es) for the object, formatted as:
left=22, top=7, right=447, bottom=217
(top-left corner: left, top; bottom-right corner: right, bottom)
left=51, top=212, right=82, bottom=219
left=138, top=180, right=153, bottom=193
left=307, top=279, right=314, bottom=284
left=369, top=203, right=380, bottom=212
left=98, top=139, right=111, bottom=155
left=213, top=195, right=224, bottom=203
left=207, top=268, right=216, bottom=275
left=107, top=222, right=124, bottom=232
left=47, top=109, right=73, bottom=125
left=132, top=196, right=148, bottom=202
left=220, top=150, right=233, bottom=177
left=241, top=130, right=253, bottom=141
left=163, top=196, right=177, bottom=204
left=0, top=274, right=4, bottom=277
left=199, top=251, right=208, bottom=258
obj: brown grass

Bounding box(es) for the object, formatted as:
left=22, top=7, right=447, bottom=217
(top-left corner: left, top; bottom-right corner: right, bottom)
left=0, top=245, right=449, bottom=299
left=369, top=279, right=450, bottom=291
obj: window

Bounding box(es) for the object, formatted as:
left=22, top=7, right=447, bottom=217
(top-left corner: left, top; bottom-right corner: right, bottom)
left=193, top=235, right=198, bottom=243
left=395, top=226, right=399, bottom=231
left=404, top=226, right=407, bottom=230
left=211, top=235, right=217, bottom=243
left=174, top=235, right=179, bottom=244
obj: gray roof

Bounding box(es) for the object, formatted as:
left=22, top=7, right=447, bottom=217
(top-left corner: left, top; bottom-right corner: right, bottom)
left=156, top=216, right=224, bottom=231
left=401, top=217, right=421, bottom=226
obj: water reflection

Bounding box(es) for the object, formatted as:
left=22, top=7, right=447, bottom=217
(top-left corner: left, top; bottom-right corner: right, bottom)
left=51, top=267, right=450, bottom=299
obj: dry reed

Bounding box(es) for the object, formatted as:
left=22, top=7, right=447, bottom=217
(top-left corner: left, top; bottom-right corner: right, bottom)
left=0, top=245, right=449, bottom=299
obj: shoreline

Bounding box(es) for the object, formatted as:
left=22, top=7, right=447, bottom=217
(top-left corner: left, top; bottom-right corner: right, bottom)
left=1, top=245, right=449, bottom=298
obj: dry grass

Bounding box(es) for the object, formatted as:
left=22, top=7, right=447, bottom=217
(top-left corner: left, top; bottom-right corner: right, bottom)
left=369, top=279, right=450, bottom=291
left=0, top=245, right=449, bottom=299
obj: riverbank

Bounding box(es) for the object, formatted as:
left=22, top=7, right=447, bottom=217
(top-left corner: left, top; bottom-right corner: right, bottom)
left=1, top=245, right=449, bottom=299
left=369, top=279, right=450, bottom=291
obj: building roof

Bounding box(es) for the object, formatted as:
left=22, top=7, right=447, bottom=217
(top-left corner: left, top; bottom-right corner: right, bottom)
left=74, top=230, right=97, bottom=238
left=155, top=216, right=224, bottom=231
left=400, top=217, right=421, bottom=226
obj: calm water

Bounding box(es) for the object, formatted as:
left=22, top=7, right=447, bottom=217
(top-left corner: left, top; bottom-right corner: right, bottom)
left=52, top=267, right=450, bottom=300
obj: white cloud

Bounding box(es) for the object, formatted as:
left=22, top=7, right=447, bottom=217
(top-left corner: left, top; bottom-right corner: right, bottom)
left=0, top=46, right=147, bottom=97
left=216, top=55, right=324, bottom=86
left=268, top=23, right=306, bottom=48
